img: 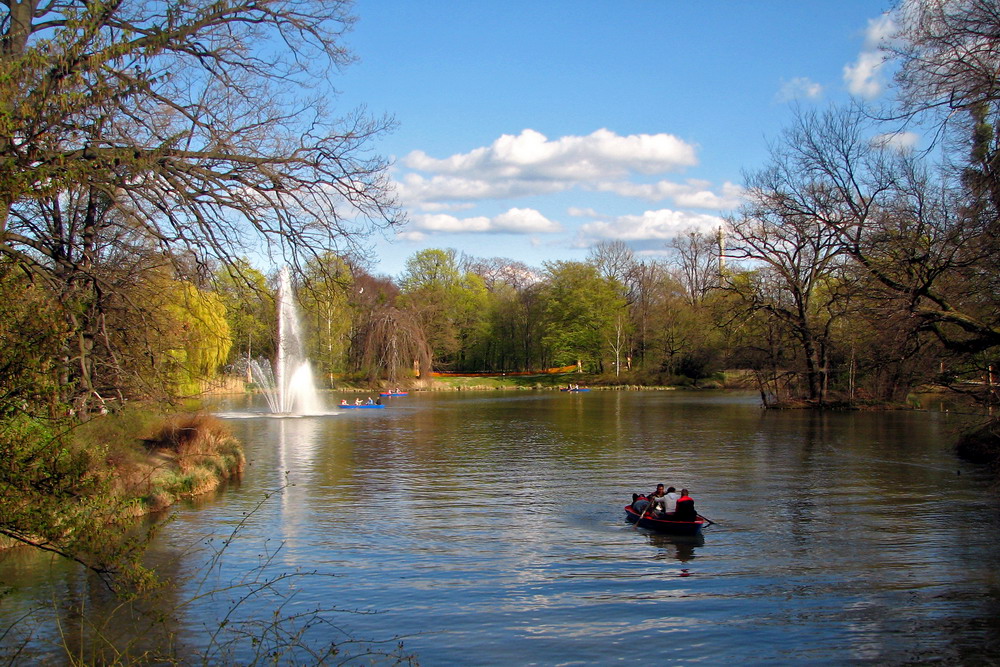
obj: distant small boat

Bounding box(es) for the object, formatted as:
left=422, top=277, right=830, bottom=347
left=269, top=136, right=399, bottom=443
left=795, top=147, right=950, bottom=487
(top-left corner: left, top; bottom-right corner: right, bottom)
left=560, top=387, right=590, bottom=392
left=379, top=392, right=408, bottom=397
left=624, top=504, right=705, bottom=536
left=340, top=404, right=385, bottom=409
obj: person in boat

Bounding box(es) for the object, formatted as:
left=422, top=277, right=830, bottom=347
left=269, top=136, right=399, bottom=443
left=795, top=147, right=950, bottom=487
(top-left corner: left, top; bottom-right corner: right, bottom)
left=660, top=486, right=681, bottom=516
left=354, top=398, right=362, bottom=406
left=674, top=489, right=696, bottom=521
left=366, top=396, right=375, bottom=405
left=340, top=399, right=348, bottom=406
left=375, top=396, right=383, bottom=405
left=633, top=483, right=666, bottom=514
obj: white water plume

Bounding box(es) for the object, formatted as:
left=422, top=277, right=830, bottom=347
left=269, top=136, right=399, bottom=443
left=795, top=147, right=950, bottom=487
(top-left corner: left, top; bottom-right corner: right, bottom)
left=247, top=267, right=323, bottom=415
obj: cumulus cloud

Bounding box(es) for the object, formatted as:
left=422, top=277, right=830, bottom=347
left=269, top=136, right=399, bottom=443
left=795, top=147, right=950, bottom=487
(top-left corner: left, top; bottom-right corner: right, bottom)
left=397, top=128, right=700, bottom=207
left=408, top=208, right=562, bottom=235
left=595, top=180, right=743, bottom=210
left=405, top=128, right=697, bottom=179
left=844, top=13, right=898, bottom=99
left=577, top=209, right=725, bottom=244
left=872, top=130, right=920, bottom=152
left=776, top=77, right=824, bottom=102
left=396, top=172, right=570, bottom=210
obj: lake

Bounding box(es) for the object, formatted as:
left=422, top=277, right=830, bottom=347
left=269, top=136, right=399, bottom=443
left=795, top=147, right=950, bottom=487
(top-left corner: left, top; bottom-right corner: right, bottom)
left=2, top=390, right=999, bottom=664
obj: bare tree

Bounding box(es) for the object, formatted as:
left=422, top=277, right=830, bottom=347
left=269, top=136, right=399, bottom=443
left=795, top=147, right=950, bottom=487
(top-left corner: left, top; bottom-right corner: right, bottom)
left=725, top=161, right=851, bottom=402
left=669, top=229, right=722, bottom=305
left=1, top=2, right=400, bottom=266
left=776, top=107, right=1000, bottom=354
left=0, top=1, right=402, bottom=407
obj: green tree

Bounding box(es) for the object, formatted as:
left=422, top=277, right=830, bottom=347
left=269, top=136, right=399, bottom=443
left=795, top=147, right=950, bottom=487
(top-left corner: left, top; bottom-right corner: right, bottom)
left=399, top=248, right=488, bottom=370
left=463, top=256, right=546, bottom=372
left=539, top=261, right=626, bottom=372
left=299, top=253, right=354, bottom=384
left=214, top=260, right=275, bottom=369
left=161, top=278, right=233, bottom=396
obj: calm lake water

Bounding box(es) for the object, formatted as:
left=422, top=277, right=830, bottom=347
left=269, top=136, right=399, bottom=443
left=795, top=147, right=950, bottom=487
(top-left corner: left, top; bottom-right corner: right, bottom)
left=3, top=390, right=1000, bottom=665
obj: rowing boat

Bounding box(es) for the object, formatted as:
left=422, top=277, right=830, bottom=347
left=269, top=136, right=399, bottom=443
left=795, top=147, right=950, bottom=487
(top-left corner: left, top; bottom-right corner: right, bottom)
left=340, top=404, right=385, bottom=409
left=624, top=504, right=705, bottom=535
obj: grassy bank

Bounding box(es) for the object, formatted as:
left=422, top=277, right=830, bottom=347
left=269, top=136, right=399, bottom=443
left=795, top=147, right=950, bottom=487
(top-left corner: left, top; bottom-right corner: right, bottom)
left=73, top=407, right=245, bottom=515
left=0, top=407, right=244, bottom=561
left=424, top=370, right=735, bottom=391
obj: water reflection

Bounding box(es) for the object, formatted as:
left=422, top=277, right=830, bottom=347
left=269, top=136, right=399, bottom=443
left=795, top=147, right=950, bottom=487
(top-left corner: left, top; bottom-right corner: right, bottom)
left=645, top=532, right=704, bottom=562
left=2, top=391, right=999, bottom=665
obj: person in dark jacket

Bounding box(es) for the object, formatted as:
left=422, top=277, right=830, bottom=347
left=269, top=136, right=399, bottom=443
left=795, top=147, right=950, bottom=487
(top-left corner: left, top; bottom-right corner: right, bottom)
left=632, top=484, right=666, bottom=514
left=674, top=489, right=696, bottom=521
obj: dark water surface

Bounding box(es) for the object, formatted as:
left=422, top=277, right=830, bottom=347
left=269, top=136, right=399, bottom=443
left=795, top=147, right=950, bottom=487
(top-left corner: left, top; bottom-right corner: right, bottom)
left=3, top=390, right=1000, bottom=664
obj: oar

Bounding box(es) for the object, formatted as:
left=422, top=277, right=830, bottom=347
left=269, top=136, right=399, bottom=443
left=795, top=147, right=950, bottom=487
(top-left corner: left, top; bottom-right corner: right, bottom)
left=697, top=514, right=717, bottom=526
left=633, top=498, right=653, bottom=528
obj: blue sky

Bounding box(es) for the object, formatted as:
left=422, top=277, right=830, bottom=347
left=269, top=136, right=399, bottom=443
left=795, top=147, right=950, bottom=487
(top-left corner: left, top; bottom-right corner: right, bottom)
left=335, top=1, right=899, bottom=278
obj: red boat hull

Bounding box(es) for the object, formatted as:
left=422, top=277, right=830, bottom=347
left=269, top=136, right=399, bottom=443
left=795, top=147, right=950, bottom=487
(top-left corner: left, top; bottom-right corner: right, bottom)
left=624, top=504, right=705, bottom=535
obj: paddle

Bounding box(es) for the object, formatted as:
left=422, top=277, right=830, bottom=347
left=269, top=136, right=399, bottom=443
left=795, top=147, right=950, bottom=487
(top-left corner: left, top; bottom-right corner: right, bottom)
left=697, top=514, right=717, bottom=526
left=634, top=495, right=666, bottom=528
left=633, top=497, right=651, bottom=528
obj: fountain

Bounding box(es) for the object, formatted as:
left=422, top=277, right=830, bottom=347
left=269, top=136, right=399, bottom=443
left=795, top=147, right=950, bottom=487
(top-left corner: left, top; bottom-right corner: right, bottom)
left=248, top=267, right=324, bottom=415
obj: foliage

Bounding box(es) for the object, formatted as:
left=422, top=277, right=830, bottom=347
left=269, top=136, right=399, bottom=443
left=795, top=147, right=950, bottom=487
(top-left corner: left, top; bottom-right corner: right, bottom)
left=399, top=248, right=489, bottom=369
left=161, top=279, right=233, bottom=396
left=214, top=260, right=275, bottom=367
left=0, top=263, right=69, bottom=418
left=298, top=253, right=354, bottom=384
left=0, top=413, right=156, bottom=593
left=540, top=261, right=627, bottom=371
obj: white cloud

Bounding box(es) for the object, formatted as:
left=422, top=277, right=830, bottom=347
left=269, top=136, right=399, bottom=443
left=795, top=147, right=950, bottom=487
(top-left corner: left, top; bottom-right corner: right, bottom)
left=844, top=51, right=887, bottom=98
left=399, top=128, right=698, bottom=206
left=776, top=77, right=824, bottom=102
left=409, top=208, right=562, bottom=235
left=578, top=209, right=725, bottom=243
left=863, top=13, right=898, bottom=49
left=493, top=208, right=562, bottom=233
left=396, top=229, right=428, bottom=242
left=596, top=179, right=744, bottom=210
left=872, top=130, right=920, bottom=152
left=844, top=13, right=898, bottom=99
left=405, top=128, right=697, bottom=179
left=396, top=172, right=570, bottom=209
left=415, top=201, right=477, bottom=213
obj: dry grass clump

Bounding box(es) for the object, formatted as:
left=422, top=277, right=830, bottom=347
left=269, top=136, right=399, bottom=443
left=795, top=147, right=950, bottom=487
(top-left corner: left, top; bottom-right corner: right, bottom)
left=71, top=408, right=245, bottom=516
left=147, top=413, right=244, bottom=474
left=140, top=413, right=245, bottom=511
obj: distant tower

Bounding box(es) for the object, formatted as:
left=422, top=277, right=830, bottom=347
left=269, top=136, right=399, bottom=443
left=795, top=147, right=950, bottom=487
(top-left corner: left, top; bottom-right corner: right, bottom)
left=716, top=226, right=726, bottom=276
